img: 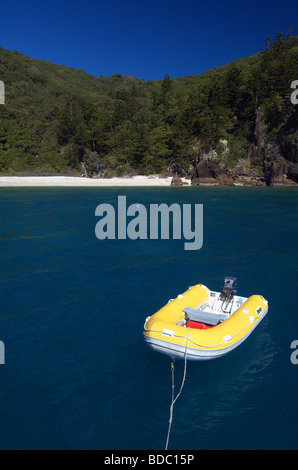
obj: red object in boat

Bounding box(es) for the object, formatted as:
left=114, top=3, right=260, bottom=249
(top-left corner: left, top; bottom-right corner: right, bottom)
left=187, top=320, right=215, bottom=330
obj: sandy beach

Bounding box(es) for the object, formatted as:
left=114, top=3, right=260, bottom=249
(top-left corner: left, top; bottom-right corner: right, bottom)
left=0, top=175, right=190, bottom=187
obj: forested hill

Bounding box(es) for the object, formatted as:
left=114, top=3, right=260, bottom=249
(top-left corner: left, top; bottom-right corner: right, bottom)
left=0, top=32, right=297, bottom=185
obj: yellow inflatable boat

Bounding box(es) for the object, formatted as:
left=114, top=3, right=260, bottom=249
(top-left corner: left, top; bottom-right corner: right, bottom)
left=143, top=278, right=268, bottom=361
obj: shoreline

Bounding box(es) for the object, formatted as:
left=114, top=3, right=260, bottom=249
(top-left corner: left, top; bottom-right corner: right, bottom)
left=0, top=175, right=296, bottom=188
left=0, top=175, right=175, bottom=187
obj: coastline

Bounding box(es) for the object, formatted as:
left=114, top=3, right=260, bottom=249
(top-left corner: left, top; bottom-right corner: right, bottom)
left=0, top=175, right=177, bottom=187
left=0, top=175, right=296, bottom=188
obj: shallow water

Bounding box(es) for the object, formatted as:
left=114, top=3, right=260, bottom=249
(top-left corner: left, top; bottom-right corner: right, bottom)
left=0, top=186, right=297, bottom=449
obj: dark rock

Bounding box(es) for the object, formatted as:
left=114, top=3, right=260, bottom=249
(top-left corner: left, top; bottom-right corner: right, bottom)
left=171, top=176, right=183, bottom=186
left=287, top=163, right=298, bottom=183
left=264, top=155, right=289, bottom=185
left=209, top=162, right=234, bottom=185
left=83, top=151, right=104, bottom=178
left=191, top=160, right=233, bottom=185
left=168, top=163, right=183, bottom=177
left=248, top=110, right=267, bottom=165
left=282, top=130, right=298, bottom=163
left=254, top=110, right=267, bottom=149
left=229, top=160, right=265, bottom=185
left=80, top=162, right=88, bottom=177
left=191, top=160, right=218, bottom=185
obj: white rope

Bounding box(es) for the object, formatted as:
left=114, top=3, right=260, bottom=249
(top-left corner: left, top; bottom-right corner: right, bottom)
left=165, top=327, right=190, bottom=451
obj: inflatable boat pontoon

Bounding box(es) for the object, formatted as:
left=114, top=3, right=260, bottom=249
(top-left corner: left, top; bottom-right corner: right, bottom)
left=143, top=278, right=268, bottom=361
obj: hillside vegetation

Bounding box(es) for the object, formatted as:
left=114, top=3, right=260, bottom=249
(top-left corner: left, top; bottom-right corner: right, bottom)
left=0, top=31, right=297, bottom=184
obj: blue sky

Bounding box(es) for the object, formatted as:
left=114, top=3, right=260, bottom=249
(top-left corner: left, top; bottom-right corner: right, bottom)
left=1, top=0, right=296, bottom=80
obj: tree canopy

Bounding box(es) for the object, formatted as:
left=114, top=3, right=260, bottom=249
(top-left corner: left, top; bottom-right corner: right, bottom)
left=0, top=32, right=297, bottom=176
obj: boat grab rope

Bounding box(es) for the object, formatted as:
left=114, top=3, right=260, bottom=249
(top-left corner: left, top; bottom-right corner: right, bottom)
left=144, top=316, right=259, bottom=350
left=165, top=327, right=191, bottom=451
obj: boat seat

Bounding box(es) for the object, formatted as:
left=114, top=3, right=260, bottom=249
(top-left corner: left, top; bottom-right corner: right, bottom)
left=183, top=307, right=228, bottom=326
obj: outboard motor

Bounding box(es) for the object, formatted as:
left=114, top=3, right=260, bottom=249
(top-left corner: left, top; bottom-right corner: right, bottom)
left=221, top=277, right=237, bottom=302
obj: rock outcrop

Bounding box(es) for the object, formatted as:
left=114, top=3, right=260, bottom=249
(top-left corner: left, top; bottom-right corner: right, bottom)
left=264, top=155, right=288, bottom=185
left=287, top=163, right=298, bottom=183
left=262, top=142, right=297, bottom=185
left=82, top=151, right=104, bottom=178
left=168, top=163, right=183, bottom=177
left=191, top=159, right=264, bottom=186
left=228, top=161, right=265, bottom=186
left=191, top=160, right=219, bottom=186
left=172, top=109, right=298, bottom=187
left=252, top=111, right=298, bottom=186
left=171, top=176, right=183, bottom=186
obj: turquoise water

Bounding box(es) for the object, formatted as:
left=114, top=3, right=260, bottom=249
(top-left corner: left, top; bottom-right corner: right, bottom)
left=0, top=186, right=297, bottom=450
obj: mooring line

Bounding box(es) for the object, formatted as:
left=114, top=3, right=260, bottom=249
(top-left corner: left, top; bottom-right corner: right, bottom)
left=165, top=327, right=190, bottom=450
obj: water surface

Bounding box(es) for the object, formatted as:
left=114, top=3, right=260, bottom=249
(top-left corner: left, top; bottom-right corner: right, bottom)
left=0, top=186, right=297, bottom=450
